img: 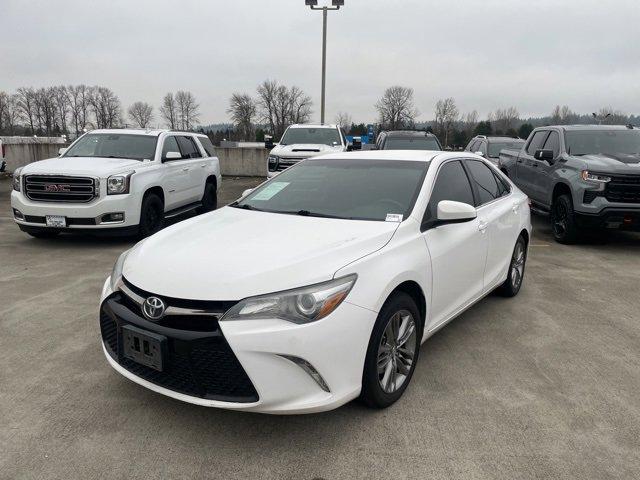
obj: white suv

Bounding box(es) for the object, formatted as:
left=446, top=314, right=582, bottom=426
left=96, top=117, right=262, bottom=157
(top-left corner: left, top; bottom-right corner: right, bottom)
left=11, top=129, right=221, bottom=238
left=267, top=124, right=349, bottom=177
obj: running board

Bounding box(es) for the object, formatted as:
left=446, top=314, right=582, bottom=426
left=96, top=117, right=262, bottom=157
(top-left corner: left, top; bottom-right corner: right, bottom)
left=529, top=203, right=550, bottom=216
left=164, top=202, right=201, bottom=219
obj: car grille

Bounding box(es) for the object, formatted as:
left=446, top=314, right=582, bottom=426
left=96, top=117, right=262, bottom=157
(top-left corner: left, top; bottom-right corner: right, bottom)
left=100, top=293, right=258, bottom=403
left=24, top=175, right=98, bottom=203
left=604, top=174, right=640, bottom=204
left=276, top=158, right=303, bottom=172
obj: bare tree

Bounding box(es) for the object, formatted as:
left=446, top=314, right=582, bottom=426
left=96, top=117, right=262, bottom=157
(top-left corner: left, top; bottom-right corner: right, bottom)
left=0, top=92, right=8, bottom=133
left=434, top=98, right=459, bottom=147
left=551, top=105, right=576, bottom=125
left=89, top=86, right=121, bottom=129
left=52, top=86, right=70, bottom=133
left=34, top=87, right=58, bottom=134
left=463, top=110, right=478, bottom=133
left=227, top=93, right=257, bottom=141
left=256, top=80, right=313, bottom=139
left=288, top=86, right=312, bottom=125
left=375, top=86, right=418, bottom=130
left=334, top=111, right=352, bottom=132
left=128, top=101, right=154, bottom=128
left=68, top=85, right=90, bottom=135
left=489, top=107, right=519, bottom=134
left=16, top=87, right=38, bottom=133
left=595, top=107, right=627, bottom=125
left=3, top=94, right=21, bottom=134
left=175, top=91, right=200, bottom=130
left=160, top=93, right=178, bottom=129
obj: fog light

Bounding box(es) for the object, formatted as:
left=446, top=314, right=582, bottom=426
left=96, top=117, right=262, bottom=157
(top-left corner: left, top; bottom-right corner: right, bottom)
left=100, top=212, right=125, bottom=224
left=13, top=208, right=24, bottom=220
left=279, top=354, right=330, bottom=392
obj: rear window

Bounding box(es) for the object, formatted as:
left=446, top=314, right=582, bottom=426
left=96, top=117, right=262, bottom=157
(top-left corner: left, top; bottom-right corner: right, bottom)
left=384, top=137, right=441, bottom=151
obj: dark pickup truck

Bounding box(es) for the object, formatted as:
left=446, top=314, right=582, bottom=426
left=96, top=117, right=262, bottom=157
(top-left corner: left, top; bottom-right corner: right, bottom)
left=499, top=125, right=640, bottom=243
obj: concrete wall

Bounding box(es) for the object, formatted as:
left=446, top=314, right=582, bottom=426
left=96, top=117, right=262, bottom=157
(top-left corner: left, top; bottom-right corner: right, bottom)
left=1, top=137, right=67, bottom=172
left=214, top=147, right=268, bottom=177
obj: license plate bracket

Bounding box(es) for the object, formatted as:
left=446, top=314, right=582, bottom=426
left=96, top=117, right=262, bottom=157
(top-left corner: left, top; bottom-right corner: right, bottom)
left=122, top=325, right=166, bottom=371
left=45, top=215, right=66, bottom=228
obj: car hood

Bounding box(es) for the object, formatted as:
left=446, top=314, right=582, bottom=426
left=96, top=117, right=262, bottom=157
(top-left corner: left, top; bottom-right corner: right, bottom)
left=20, top=156, right=144, bottom=177
left=122, top=206, right=399, bottom=300
left=271, top=143, right=344, bottom=159
left=574, top=153, right=640, bottom=173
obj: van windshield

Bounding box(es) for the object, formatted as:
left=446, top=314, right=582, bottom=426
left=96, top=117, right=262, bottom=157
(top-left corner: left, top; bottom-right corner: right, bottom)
left=64, top=134, right=158, bottom=160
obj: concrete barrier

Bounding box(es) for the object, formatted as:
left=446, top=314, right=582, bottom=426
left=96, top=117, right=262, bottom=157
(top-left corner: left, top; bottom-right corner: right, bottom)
left=214, top=147, right=268, bottom=177
left=1, top=137, right=67, bottom=173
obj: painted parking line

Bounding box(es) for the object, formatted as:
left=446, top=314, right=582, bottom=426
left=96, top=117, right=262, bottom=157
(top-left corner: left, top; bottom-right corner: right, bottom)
left=530, top=243, right=551, bottom=247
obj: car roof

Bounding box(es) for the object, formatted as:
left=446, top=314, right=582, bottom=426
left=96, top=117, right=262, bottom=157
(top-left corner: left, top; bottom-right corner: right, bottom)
left=485, top=136, right=524, bottom=142
left=552, top=124, right=637, bottom=131
left=288, top=124, right=339, bottom=129
left=88, top=128, right=205, bottom=137
left=312, top=150, right=463, bottom=163
left=382, top=130, right=436, bottom=137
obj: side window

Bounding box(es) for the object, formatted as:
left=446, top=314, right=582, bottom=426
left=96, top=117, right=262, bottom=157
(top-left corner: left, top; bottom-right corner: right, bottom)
left=478, top=141, right=487, bottom=155
left=162, top=136, right=180, bottom=161
left=466, top=160, right=501, bottom=206
left=526, top=131, right=549, bottom=155
left=423, top=160, right=475, bottom=224
left=493, top=171, right=511, bottom=197
left=542, top=131, right=560, bottom=158
left=468, top=140, right=478, bottom=152
left=197, top=136, right=216, bottom=157
left=177, top=136, right=202, bottom=159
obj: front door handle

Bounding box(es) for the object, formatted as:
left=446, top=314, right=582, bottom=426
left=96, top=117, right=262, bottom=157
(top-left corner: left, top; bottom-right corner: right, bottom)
left=182, top=167, right=190, bottom=172
left=512, top=201, right=519, bottom=213
left=478, top=220, right=488, bottom=233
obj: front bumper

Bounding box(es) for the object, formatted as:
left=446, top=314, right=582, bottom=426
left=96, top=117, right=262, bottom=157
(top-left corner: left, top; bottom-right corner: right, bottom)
left=574, top=207, right=640, bottom=231
left=11, top=190, right=142, bottom=233
left=99, top=277, right=376, bottom=414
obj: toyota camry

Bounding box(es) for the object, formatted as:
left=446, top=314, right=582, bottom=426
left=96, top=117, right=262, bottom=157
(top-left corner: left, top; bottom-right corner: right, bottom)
left=99, top=150, right=531, bottom=414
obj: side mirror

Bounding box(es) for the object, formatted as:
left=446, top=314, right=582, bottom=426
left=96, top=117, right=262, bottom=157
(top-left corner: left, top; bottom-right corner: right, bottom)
left=164, top=151, right=181, bottom=161
left=351, top=137, right=362, bottom=151
left=265, top=135, right=274, bottom=149
left=242, top=188, right=253, bottom=197
left=475, top=151, right=484, bottom=157
left=534, top=149, right=554, bottom=162
left=58, top=147, right=67, bottom=156
left=437, top=200, right=477, bottom=223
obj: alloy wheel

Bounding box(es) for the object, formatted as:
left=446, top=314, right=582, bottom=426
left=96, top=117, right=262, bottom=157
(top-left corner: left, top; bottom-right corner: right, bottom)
left=553, top=202, right=568, bottom=236
left=377, top=310, right=417, bottom=394
left=511, top=241, right=526, bottom=290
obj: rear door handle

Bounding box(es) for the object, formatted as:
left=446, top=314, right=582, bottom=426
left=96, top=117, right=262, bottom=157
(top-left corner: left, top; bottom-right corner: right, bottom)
left=512, top=201, right=519, bottom=213
left=478, top=220, right=488, bottom=233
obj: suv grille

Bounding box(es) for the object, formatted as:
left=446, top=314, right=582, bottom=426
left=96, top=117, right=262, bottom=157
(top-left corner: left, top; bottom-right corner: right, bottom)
left=604, top=174, right=640, bottom=204
left=24, top=175, right=98, bottom=203
left=276, top=158, right=303, bottom=172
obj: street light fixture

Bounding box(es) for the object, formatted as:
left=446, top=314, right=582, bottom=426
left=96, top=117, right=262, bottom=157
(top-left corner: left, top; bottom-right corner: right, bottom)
left=305, top=0, right=344, bottom=124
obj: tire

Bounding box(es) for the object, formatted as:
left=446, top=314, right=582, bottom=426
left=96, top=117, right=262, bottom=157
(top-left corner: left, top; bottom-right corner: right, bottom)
left=360, top=292, right=422, bottom=409
left=196, top=181, right=217, bottom=214
left=139, top=193, right=164, bottom=238
left=551, top=194, right=579, bottom=244
left=498, top=234, right=527, bottom=297
left=27, top=231, right=60, bottom=239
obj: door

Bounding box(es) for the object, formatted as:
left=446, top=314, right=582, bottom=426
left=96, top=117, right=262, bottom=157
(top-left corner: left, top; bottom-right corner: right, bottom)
left=516, top=130, right=549, bottom=197
left=176, top=136, right=204, bottom=203
left=422, top=160, right=488, bottom=329
left=160, top=135, right=191, bottom=209
left=465, top=159, right=519, bottom=290
left=530, top=130, right=560, bottom=205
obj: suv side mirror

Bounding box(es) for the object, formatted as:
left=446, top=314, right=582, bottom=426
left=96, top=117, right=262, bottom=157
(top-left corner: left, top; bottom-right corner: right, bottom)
left=265, top=135, right=274, bottom=149
left=534, top=149, right=554, bottom=162
left=474, top=150, right=484, bottom=157
left=242, top=188, right=254, bottom=197
left=164, top=151, right=181, bottom=161
left=58, top=147, right=67, bottom=156
left=351, top=137, right=362, bottom=151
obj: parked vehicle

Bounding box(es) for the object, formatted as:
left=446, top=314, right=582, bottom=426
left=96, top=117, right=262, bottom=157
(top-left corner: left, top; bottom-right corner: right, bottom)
left=100, top=150, right=531, bottom=414
left=499, top=125, right=640, bottom=243
left=11, top=129, right=220, bottom=238
left=266, top=124, right=352, bottom=177
left=375, top=130, right=442, bottom=151
left=465, top=135, right=525, bottom=165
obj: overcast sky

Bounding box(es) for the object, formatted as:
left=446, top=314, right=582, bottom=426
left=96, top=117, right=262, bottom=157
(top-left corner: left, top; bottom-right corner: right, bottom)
left=2, top=0, right=639, bottom=125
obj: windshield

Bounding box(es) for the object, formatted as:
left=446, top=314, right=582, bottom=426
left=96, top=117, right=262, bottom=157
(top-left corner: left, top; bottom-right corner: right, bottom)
left=64, top=133, right=158, bottom=160
left=488, top=141, right=525, bottom=158
left=280, top=128, right=342, bottom=146
left=234, top=159, right=429, bottom=221
left=384, top=137, right=441, bottom=151
left=565, top=130, right=640, bottom=156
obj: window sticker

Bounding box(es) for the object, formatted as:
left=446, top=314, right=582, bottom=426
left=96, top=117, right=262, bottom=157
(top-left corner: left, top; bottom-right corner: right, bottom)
left=385, top=213, right=403, bottom=222
left=252, top=182, right=290, bottom=201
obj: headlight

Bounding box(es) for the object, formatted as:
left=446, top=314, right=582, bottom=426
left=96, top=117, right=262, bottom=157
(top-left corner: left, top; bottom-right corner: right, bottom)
left=267, top=155, right=279, bottom=171
left=12, top=167, right=22, bottom=192
left=581, top=170, right=611, bottom=183
left=110, top=249, right=130, bottom=290
left=107, top=172, right=133, bottom=195
left=222, top=274, right=357, bottom=324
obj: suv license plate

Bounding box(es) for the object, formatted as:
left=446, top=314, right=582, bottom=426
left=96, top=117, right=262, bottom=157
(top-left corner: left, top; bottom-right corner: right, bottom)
left=122, top=325, right=166, bottom=371
left=45, top=215, right=66, bottom=228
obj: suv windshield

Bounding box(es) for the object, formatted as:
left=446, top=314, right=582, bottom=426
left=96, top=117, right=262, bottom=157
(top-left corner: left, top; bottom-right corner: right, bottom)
left=280, top=128, right=342, bottom=146
left=565, top=130, right=640, bottom=156
left=64, top=133, right=158, bottom=160
left=233, top=159, right=429, bottom=221
left=488, top=140, right=525, bottom=158
left=385, top=137, right=441, bottom=151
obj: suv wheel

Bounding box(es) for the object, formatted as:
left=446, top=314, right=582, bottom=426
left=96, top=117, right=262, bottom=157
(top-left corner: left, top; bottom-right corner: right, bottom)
left=197, top=181, right=217, bottom=214
left=551, top=194, right=579, bottom=244
left=360, top=292, right=421, bottom=409
left=139, top=193, right=164, bottom=237
left=498, top=234, right=527, bottom=297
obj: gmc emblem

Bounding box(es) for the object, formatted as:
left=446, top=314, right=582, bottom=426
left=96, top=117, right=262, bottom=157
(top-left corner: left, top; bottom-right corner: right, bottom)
left=45, top=184, right=71, bottom=192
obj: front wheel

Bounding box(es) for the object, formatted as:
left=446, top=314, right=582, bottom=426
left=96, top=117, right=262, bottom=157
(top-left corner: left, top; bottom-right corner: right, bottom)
left=360, top=292, right=421, bottom=409
left=139, top=194, right=164, bottom=238
left=196, top=182, right=217, bottom=214
left=498, top=234, right=528, bottom=297
left=551, top=194, right=579, bottom=244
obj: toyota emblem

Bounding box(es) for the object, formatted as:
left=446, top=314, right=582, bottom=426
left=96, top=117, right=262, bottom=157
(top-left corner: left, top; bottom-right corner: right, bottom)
left=143, top=296, right=166, bottom=320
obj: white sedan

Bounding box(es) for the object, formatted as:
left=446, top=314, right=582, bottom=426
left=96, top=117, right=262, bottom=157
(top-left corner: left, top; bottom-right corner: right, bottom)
left=100, top=150, right=531, bottom=414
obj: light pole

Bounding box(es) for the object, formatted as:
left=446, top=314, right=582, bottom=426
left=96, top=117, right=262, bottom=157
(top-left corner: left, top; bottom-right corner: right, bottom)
left=305, top=0, right=344, bottom=125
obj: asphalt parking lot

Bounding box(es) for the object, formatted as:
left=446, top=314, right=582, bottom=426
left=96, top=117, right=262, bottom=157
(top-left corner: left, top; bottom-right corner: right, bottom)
left=1, top=175, right=639, bottom=480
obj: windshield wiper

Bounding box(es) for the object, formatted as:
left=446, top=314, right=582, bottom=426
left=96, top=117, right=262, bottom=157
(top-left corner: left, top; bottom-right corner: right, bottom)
left=229, top=202, right=263, bottom=211
left=291, top=210, right=346, bottom=219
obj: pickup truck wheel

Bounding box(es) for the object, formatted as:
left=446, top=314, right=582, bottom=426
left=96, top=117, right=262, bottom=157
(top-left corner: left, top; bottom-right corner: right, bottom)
left=139, top=194, right=164, bottom=237
left=498, top=235, right=527, bottom=297
left=197, top=182, right=217, bottom=214
left=551, top=194, right=579, bottom=244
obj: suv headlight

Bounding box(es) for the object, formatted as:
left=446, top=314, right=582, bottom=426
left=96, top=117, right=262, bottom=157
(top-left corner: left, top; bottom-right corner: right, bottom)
left=107, top=172, right=133, bottom=195
left=581, top=170, right=611, bottom=183
left=12, top=167, right=22, bottom=192
left=222, top=274, right=357, bottom=324
left=110, top=249, right=130, bottom=290
left=267, top=155, right=279, bottom=171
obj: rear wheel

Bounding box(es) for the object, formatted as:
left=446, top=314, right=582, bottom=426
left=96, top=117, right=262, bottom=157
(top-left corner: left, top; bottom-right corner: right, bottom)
left=360, top=292, right=421, bottom=409
left=197, top=181, right=217, bottom=214
left=551, top=194, right=579, bottom=244
left=498, top=235, right=527, bottom=297
left=139, top=193, right=164, bottom=237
